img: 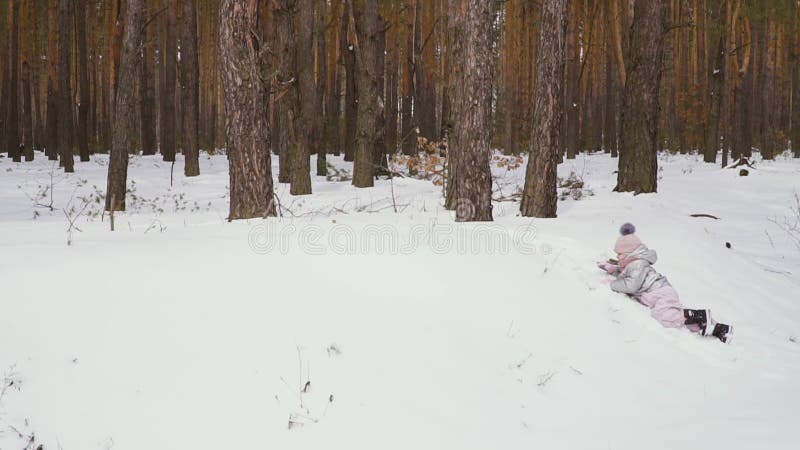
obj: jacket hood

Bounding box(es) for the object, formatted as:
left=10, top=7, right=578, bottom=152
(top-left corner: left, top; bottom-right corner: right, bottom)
left=628, top=244, right=657, bottom=264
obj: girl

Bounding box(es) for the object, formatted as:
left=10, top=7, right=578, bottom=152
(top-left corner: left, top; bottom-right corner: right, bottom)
left=598, top=223, right=733, bottom=343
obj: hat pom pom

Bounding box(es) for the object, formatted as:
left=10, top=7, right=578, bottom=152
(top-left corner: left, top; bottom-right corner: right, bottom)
left=620, top=223, right=636, bottom=236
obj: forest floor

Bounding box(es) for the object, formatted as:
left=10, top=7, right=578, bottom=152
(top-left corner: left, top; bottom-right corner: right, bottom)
left=1, top=150, right=799, bottom=450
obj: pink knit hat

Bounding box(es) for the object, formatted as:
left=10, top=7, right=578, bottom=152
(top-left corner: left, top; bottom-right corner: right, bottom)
left=614, top=223, right=641, bottom=254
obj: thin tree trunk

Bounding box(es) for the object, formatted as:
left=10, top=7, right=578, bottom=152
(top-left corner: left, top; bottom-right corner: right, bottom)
left=219, top=0, right=277, bottom=219
left=343, top=7, right=358, bottom=162
left=316, top=0, right=328, bottom=176
left=140, top=0, right=156, bottom=156
left=564, top=0, right=580, bottom=159
left=444, top=0, right=464, bottom=211
left=58, top=0, right=74, bottom=172
left=161, top=0, right=177, bottom=161
left=105, top=0, right=145, bottom=211
left=6, top=0, right=20, bottom=161
left=352, top=0, right=380, bottom=188
left=180, top=0, right=200, bottom=176
left=401, top=0, right=416, bottom=155
left=75, top=0, right=90, bottom=161
left=274, top=0, right=297, bottom=183
left=705, top=16, right=724, bottom=164
left=292, top=0, right=314, bottom=194
left=521, top=0, right=568, bottom=218
left=46, top=0, right=59, bottom=161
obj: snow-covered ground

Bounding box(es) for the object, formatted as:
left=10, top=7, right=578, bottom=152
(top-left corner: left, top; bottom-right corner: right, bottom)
left=1, top=150, right=799, bottom=450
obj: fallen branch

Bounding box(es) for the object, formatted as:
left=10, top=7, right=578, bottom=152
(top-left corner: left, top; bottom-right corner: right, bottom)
left=690, top=213, right=720, bottom=220
left=726, top=157, right=755, bottom=169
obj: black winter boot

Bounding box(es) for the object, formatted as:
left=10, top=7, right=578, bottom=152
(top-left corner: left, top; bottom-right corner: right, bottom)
left=712, top=323, right=733, bottom=344
left=683, top=309, right=711, bottom=327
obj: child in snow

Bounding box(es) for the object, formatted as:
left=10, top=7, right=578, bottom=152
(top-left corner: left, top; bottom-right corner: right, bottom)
left=597, top=223, right=733, bottom=343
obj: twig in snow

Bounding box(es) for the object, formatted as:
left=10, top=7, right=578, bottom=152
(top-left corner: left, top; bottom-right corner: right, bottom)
left=514, top=353, right=533, bottom=370
left=537, top=371, right=556, bottom=387
left=764, top=229, right=776, bottom=249
left=690, top=213, right=720, bottom=220
left=542, top=249, right=565, bottom=275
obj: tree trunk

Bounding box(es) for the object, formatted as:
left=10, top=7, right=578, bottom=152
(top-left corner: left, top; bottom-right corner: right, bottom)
left=219, top=0, right=277, bottom=219
left=140, top=0, right=156, bottom=156
left=75, top=0, right=90, bottom=161
left=401, top=0, right=416, bottom=155
left=793, top=0, right=800, bottom=157
left=452, top=0, right=493, bottom=222
left=604, top=2, right=618, bottom=156
left=325, top=0, right=343, bottom=159
left=292, top=0, right=313, bottom=194
left=180, top=0, right=200, bottom=176
left=58, top=0, right=74, bottom=172
left=385, top=2, right=399, bottom=157
left=761, top=7, right=779, bottom=160
left=161, top=0, right=177, bottom=161
left=352, top=0, right=380, bottom=188
left=373, top=14, right=388, bottom=174
left=105, top=0, right=145, bottom=211
left=564, top=0, right=580, bottom=159
left=444, top=0, right=464, bottom=211
left=22, top=62, right=33, bottom=160
left=315, top=0, right=328, bottom=176
left=521, top=0, right=568, bottom=218
left=274, top=0, right=296, bottom=183
left=704, top=22, right=724, bottom=164
left=615, top=0, right=667, bottom=193
left=6, top=0, right=20, bottom=161
left=46, top=0, right=59, bottom=161
left=343, top=13, right=358, bottom=162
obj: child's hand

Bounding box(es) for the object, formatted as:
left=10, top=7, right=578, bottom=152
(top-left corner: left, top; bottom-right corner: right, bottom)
left=597, top=262, right=619, bottom=274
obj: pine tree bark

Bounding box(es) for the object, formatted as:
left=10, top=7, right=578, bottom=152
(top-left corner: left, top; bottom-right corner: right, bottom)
left=444, top=0, right=464, bottom=211
left=564, top=0, right=580, bottom=159
left=761, top=6, right=779, bottom=160
left=22, top=63, right=33, bottom=160
left=521, top=0, right=568, bottom=218
left=75, top=0, right=90, bottom=161
left=615, top=0, right=667, bottom=193
left=385, top=1, right=399, bottom=156
left=219, top=0, right=277, bottom=219
left=343, top=12, right=358, bottom=162
left=352, top=0, right=380, bottom=188
left=274, top=0, right=296, bottom=183
left=58, top=0, right=74, bottom=172
left=793, top=0, right=800, bottom=157
left=325, top=0, right=343, bottom=159
left=161, top=0, right=177, bottom=161
left=180, top=0, right=200, bottom=176
left=6, top=0, right=20, bottom=161
left=140, top=0, right=156, bottom=156
left=401, top=0, right=416, bottom=155
left=315, top=0, right=328, bottom=176
left=704, top=10, right=724, bottom=164
left=452, top=0, right=493, bottom=222
left=604, top=1, right=618, bottom=156
left=292, top=0, right=313, bottom=194
left=46, top=0, right=59, bottom=161
left=105, top=0, right=145, bottom=211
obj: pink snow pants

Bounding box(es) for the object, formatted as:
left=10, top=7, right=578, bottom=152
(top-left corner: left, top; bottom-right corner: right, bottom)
left=637, top=286, right=701, bottom=333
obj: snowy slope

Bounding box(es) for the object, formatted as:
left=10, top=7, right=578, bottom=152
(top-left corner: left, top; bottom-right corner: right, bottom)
left=1, top=151, right=799, bottom=450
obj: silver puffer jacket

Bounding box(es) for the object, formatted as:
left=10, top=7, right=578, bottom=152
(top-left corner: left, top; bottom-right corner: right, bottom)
left=610, top=244, right=670, bottom=297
